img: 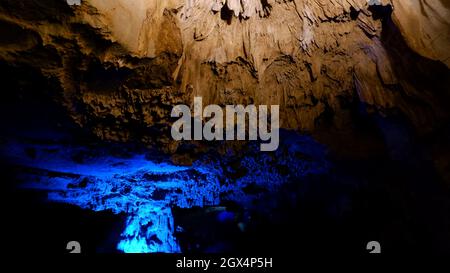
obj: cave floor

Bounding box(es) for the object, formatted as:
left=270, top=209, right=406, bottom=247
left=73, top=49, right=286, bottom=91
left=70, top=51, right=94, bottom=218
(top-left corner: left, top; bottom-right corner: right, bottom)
left=1, top=131, right=449, bottom=255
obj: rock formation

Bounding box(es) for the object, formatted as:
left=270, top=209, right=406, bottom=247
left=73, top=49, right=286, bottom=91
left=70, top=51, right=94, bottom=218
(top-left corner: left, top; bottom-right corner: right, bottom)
left=0, top=0, right=449, bottom=152
left=1, top=1, right=450, bottom=255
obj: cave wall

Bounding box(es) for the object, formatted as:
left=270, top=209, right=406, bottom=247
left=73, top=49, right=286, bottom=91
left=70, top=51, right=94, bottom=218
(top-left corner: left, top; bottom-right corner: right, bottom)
left=0, top=0, right=449, bottom=151
left=391, top=0, right=450, bottom=67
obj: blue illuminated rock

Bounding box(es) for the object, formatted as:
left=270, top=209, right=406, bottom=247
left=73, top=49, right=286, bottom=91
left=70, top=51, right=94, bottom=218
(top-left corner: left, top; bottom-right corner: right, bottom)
left=1, top=132, right=328, bottom=253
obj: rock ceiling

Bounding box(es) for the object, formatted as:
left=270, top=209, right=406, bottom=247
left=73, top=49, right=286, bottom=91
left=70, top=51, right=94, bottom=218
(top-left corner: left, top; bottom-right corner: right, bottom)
left=0, top=0, right=449, bottom=150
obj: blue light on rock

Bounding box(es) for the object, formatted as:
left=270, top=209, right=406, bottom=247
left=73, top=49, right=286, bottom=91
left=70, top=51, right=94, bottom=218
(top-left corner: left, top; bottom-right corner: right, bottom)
left=117, top=205, right=180, bottom=253
left=217, top=211, right=235, bottom=222
left=1, top=131, right=329, bottom=253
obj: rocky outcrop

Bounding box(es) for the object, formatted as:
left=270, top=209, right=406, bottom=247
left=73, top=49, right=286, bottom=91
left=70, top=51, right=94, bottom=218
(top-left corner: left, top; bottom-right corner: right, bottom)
left=0, top=0, right=449, bottom=151
left=391, top=0, right=450, bottom=68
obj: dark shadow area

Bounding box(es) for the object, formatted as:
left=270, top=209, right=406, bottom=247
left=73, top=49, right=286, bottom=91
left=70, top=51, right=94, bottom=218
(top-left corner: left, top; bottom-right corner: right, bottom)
left=220, top=4, right=233, bottom=25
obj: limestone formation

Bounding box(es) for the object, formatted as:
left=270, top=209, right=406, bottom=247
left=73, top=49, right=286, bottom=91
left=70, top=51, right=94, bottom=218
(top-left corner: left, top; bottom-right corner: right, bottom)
left=0, top=0, right=449, bottom=151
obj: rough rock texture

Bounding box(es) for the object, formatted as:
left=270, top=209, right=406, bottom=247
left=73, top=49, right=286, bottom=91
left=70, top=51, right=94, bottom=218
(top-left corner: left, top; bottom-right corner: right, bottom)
left=0, top=0, right=449, bottom=151
left=1, top=131, right=329, bottom=253
left=391, top=0, right=450, bottom=67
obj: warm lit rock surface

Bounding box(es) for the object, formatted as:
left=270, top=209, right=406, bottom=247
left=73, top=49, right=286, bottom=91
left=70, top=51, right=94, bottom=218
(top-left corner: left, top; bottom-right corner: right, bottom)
left=391, top=0, right=450, bottom=68
left=0, top=0, right=449, bottom=150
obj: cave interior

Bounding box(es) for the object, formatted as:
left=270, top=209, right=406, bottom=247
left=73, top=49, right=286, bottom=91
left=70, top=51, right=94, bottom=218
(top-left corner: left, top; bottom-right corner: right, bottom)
left=0, top=0, right=449, bottom=255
